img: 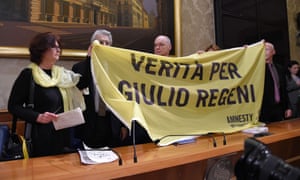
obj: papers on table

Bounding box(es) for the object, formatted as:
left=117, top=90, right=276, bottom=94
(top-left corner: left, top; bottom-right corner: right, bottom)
left=157, top=136, right=199, bottom=147
left=53, top=107, right=85, bottom=130
left=242, top=126, right=269, bottom=134
left=78, top=144, right=119, bottom=165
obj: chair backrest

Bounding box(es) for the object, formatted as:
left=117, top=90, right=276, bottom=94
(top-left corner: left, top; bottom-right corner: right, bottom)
left=0, top=125, right=9, bottom=156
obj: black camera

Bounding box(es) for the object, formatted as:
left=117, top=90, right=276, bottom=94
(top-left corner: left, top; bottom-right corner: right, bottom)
left=235, top=138, right=300, bottom=180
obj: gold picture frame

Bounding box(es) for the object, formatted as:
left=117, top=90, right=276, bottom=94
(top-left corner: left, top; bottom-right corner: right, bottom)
left=0, top=0, right=181, bottom=59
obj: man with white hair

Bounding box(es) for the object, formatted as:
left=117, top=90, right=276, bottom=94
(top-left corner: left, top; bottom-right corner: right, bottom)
left=259, top=41, right=292, bottom=123
left=154, top=35, right=172, bottom=56
left=72, top=29, right=122, bottom=148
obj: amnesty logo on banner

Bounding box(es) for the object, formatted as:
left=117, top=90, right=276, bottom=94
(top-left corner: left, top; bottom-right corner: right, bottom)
left=91, top=40, right=265, bottom=146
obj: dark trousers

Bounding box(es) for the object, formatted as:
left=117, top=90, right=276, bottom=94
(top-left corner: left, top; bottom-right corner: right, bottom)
left=111, top=119, right=152, bottom=147
left=260, top=103, right=285, bottom=123
left=74, top=111, right=113, bottom=148
left=75, top=111, right=152, bottom=148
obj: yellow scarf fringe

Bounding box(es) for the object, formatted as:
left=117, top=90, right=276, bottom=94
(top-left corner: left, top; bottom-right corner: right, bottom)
left=28, top=63, right=86, bottom=112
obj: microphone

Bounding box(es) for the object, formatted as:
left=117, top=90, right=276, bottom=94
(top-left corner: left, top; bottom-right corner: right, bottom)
left=132, top=120, right=138, bottom=163
left=222, top=132, right=227, bottom=145
left=111, top=148, right=123, bottom=166
left=207, top=133, right=217, bottom=147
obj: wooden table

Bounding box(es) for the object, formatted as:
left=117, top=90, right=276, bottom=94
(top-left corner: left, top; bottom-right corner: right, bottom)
left=1, top=119, right=300, bottom=180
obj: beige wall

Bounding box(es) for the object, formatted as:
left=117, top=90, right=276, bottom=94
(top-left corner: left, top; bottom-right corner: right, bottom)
left=181, top=0, right=300, bottom=59
left=287, top=0, right=300, bottom=61
left=0, top=0, right=299, bottom=109
left=181, top=0, right=215, bottom=56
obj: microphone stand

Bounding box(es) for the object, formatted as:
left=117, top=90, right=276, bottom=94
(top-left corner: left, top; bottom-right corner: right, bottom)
left=222, top=132, right=227, bottom=145
left=132, top=120, right=138, bottom=163
left=111, top=148, right=123, bottom=166
left=207, top=133, right=217, bottom=147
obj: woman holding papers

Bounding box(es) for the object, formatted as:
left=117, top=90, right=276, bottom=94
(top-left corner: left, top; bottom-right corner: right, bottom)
left=8, top=32, right=85, bottom=157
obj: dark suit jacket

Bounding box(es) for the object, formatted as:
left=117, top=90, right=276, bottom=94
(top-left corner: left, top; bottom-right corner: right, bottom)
left=72, top=56, right=114, bottom=147
left=286, top=75, right=300, bottom=118
left=260, top=63, right=290, bottom=123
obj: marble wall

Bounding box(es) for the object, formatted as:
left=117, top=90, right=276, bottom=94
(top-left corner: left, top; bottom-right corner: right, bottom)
left=287, top=0, right=300, bottom=61
left=181, top=0, right=215, bottom=56
left=181, top=0, right=300, bottom=59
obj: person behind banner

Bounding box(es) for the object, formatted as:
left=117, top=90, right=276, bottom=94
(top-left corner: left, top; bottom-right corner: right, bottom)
left=154, top=35, right=172, bottom=56
left=286, top=60, right=300, bottom=118
left=259, top=42, right=292, bottom=123
left=8, top=32, right=85, bottom=157
left=204, top=44, right=221, bottom=51
left=197, top=43, right=221, bottom=54
left=72, top=29, right=152, bottom=148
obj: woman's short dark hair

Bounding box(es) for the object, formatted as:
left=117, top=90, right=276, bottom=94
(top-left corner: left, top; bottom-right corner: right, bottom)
left=287, top=60, right=300, bottom=79
left=288, top=60, right=299, bottom=68
left=29, top=32, right=61, bottom=64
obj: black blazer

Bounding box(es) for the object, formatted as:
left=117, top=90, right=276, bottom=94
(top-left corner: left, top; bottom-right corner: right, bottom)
left=260, top=63, right=290, bottom=122
left=72, top=56, right=96, bottom=115
left=8, top=68, right=69, bottom=157
left=72, top=56, right=114, bottom=147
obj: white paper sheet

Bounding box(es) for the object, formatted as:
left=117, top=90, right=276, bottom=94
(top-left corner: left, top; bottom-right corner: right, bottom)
left=78, top=144, right=119, bottom=164
left=78, top=150, right=119, bottom=164
left=242, top=127, right=269, bottom=134
left=158, top=136, right=199, bottom=147
left=53, top=107, right=85, bottom=130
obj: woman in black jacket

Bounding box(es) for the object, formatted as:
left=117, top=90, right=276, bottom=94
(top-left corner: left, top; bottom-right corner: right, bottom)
left=8, top=32, right=85, bottom=157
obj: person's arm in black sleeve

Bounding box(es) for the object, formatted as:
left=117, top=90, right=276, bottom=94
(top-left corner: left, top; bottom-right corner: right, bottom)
left=72, top=56, right=91, bottom=90
left=7, top=68, right=39, bottom=123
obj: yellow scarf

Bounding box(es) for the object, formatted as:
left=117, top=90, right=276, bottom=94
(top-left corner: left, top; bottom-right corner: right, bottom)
left=28, top=63, right=86, bottom=112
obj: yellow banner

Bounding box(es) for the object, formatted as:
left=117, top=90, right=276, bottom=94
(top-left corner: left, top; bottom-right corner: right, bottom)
left=91, top=41, right=265, bottom=146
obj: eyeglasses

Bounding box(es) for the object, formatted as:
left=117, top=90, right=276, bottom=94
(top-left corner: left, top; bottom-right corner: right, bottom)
left=51, top=45, right=61, bottom=50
